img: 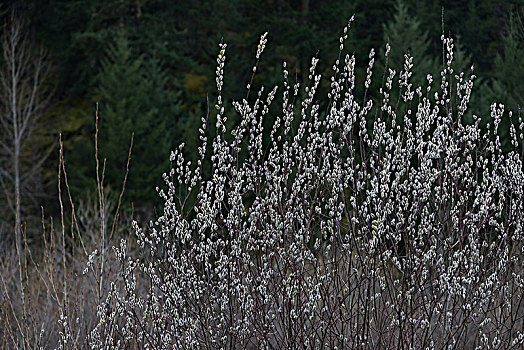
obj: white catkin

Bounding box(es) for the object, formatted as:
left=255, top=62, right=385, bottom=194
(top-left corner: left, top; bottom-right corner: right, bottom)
left=75, top=23, right=524, bottom=350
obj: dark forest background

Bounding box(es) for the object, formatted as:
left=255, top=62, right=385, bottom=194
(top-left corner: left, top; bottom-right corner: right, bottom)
left=0, top=0, right=522, bottom=249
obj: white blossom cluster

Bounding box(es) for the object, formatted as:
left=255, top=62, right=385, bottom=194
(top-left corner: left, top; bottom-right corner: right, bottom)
left=89, top=21, right=524, bottom=349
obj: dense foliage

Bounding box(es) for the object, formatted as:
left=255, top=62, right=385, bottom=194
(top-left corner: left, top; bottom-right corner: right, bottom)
left=0, top=1, right=523, bottom=348
left=83, top=19, right=523, bottom=349
left=0, top=0, right=522, bottom=242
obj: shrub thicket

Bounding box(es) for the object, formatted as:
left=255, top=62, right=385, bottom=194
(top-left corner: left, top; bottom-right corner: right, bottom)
left=2, top=17, right=524, bottom=349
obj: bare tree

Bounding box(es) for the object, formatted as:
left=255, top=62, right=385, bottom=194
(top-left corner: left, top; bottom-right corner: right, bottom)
left=0, top=13, right=53, bottom=252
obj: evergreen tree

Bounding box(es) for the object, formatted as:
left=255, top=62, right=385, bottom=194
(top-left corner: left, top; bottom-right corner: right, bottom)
left=480, top=8, right=524, bottom=151
left=379, top=0, right=439, bottom=88
left=490, top=8, right=523, bottom=114
left=93, top=31, right=177, bottom=210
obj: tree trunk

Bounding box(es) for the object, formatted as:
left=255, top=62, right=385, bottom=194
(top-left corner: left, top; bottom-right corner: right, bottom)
left=10, top=22, right=21, bottom=252
left=0, top=14, right=52, bottom=251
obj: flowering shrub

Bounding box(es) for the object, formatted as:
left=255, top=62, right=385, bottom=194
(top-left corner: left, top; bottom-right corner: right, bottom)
left=85, top=18, right=522, bottom=349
